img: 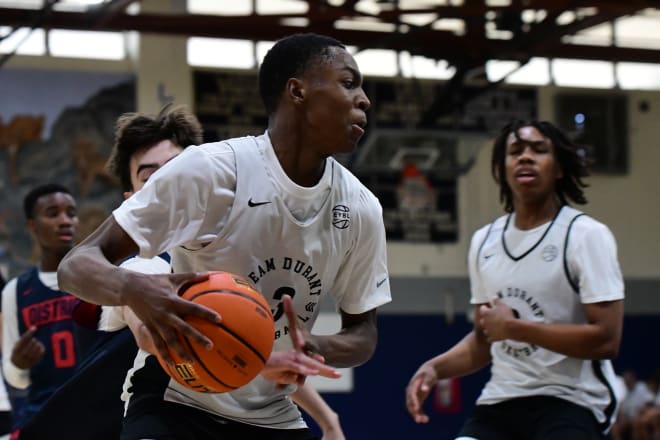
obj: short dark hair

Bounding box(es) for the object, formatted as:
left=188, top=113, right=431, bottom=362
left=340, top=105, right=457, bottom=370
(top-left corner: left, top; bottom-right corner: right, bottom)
left=24, top=183, right=73, bottom=220
left=491, top=120, right=590, bottom=212
left=258, top=33, right=345, bottom=115
left=106, top=104, right=203, bottom=192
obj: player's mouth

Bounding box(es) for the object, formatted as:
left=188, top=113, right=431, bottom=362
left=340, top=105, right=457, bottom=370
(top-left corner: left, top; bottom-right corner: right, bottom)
left=351, top=118, right=367, bottom=139
left=515, top=168, right=538, bottom=183
left=58, top=230, right=74, bottom=242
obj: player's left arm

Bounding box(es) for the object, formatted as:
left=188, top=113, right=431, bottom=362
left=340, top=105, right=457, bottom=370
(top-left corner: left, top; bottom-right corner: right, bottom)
left=305, top=307, right=378, bottom=368
left=304, top=192, right=389, bottom=368
left=480, top=297, right=622, bottom=359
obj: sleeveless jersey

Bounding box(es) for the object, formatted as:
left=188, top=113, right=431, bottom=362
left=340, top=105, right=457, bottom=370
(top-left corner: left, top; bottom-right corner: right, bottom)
left=469, top=205, right=624, bottom=433
left=114, top=133, right=391, bottom=429
left=14, top=267, right=80, bottom=427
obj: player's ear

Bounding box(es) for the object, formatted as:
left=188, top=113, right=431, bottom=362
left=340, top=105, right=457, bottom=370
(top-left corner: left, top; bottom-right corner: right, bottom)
left=286, top=78, right=305, bottom=104
left=26, top=218, right=36, bottom=235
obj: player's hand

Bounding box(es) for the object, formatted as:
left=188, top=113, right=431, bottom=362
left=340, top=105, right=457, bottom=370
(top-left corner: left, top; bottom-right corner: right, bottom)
left=322, top=421, right=346, bottom=440
left=11, top=327, right=45, bottom=369
left=122, top=271, right=221, bottom=365
left=283, top=294, right=320, bottom=356
left=261, top=295, right=340, bottom=386
left=261, top=349, right=341, bottom=386
left=405, top=362, right=438, bottom=423
left=479, top=296, right=516, bottom=343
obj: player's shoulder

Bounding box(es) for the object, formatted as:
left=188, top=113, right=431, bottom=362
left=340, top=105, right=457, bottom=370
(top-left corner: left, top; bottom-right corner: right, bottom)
left=192, top=139, right=238, bottom=158
left=472, top=213, right=508, bottom=240
left=1, top=276, right=18, bottom=297
left=559, top=206, right=614, bottom=241
left=331, top=159, right=381, bottom=211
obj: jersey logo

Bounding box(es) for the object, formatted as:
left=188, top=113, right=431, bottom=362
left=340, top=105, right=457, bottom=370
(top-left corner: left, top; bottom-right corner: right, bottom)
left=377, top=277, right=388, bottom=288
left=484, top=254, right=494, bottom=259
left=541, top=245, right=558, bottom=262
left=332, top=205, right=350, bottom=229
left=248, top=198, right=272, bottom=207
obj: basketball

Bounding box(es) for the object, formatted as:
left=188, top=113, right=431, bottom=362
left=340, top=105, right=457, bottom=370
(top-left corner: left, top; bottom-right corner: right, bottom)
left=155, top=271, right=275, bottom=393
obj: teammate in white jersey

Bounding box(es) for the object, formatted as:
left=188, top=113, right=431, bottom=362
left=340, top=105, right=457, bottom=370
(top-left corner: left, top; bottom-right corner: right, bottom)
left=58, top=33, right=390, bottom=439
left=405, top=120, right=624, bottom=439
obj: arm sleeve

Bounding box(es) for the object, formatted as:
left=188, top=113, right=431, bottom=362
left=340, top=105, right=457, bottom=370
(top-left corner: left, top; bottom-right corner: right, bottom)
left=568, top=220, right=625, bottom=304
left=113, top=145, right=232, bottom=259
left=2, top=279, right=30, bottom=389
left=331, top=191, right=391, bottom=315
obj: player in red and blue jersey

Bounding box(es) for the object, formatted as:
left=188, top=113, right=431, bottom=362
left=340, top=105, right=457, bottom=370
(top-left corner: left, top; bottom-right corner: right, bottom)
left=1, top=183, right=81, bottom=438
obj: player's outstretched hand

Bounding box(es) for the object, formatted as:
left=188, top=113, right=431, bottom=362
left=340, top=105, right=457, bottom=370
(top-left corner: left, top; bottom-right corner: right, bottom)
left=261, top=295, right=341, bottom=386
left=405, top=362, right=438, bottom=424
left=11, top=327, right=45, bottom=369
left=262, top=350, right=341, bottom=386
left=122, top=271, right=220, bottom=365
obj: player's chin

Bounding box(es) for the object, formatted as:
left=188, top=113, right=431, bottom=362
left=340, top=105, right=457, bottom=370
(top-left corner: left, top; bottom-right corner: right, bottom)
left=335, top=138, right=360, bottom=154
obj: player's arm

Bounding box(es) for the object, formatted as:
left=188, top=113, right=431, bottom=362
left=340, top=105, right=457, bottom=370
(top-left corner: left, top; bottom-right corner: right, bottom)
left=304, top=308, right=378, bottom=368
left=1, top=281, right=40, bottom=389
left=480, top=297, right=623, bottom=359
left=291, top=383, right=345, bottom=440
left=304, top=195, right=390, bottom=368
left=479, top=221, right=624, bottom=360
left=262, top=296, right=342, bottom=385
left=58, top=216, right=219, bottom=364
left=405, top=304, right=492, bottom=423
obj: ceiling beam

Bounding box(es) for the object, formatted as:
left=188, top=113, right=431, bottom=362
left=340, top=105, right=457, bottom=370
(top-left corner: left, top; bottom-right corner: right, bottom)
left=1, top=7, right=660, bottom=64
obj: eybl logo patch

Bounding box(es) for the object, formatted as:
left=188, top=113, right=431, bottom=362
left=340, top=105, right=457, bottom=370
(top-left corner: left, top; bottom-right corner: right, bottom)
left=332, top=205, right=350, bottom=229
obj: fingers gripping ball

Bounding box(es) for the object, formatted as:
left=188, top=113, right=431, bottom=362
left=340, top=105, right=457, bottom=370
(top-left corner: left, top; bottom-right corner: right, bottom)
left=156, top=271, right=275, bottom=393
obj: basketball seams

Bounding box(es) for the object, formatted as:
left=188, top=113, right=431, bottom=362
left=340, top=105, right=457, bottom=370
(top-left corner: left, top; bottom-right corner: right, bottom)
left=214, top=322, right=269, bottom=365
left=185, top=289, right=271, bottom=316
left=179, top=336, right=238, bottom=391
left=157, top=274, right=276, bottom=394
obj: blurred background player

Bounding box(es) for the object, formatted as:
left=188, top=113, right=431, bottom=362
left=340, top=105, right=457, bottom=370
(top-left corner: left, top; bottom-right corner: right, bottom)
left=1, top=184, right=81, bottom=438
left=406, top=120, right=624, bottom=439
left=0, top=271, right=11, bottom=439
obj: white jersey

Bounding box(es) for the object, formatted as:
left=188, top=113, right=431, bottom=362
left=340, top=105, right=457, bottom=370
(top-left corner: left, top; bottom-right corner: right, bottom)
left=113, top=132, right=391, bottom=428
left=468, top=205, right=624, bottom=432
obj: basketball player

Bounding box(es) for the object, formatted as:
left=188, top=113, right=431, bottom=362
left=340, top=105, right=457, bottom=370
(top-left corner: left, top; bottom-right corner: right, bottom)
left=59, top=32, right=389, bottom=437
left=1, top=184, right=81, bottom=437
left=405, top=120, right=624, bottom=439
left=22, top=104, right=345, bottom=439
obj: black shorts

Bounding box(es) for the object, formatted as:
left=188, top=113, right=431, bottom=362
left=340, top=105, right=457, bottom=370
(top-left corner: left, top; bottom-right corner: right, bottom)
left=457, top=396, right=605, bottom=440
left=121, top=398, right=318, bottom=440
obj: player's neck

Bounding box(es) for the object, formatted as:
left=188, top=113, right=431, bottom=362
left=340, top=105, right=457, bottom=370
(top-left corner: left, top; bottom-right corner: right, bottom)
left=268, top=127, right=326, bottom=188
left=39, top=251, right=67, bottom=272
left=512, top=198, right=561, bottom=230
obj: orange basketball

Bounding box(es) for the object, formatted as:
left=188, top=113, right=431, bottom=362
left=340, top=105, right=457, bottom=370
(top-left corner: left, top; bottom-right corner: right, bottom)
left=156, top=271, right=275, bottom=393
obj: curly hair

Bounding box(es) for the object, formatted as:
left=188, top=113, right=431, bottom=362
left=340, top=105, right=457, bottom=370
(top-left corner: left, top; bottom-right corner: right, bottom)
left=258, top=33, right=344, bottom=115
left=106, top=104, right=203, bottom=192
left=491, top=120, right=590, bottom=212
